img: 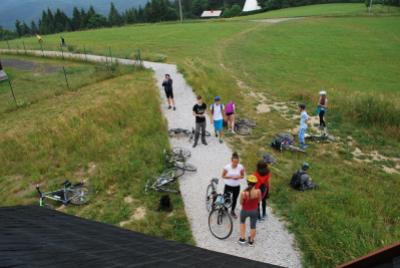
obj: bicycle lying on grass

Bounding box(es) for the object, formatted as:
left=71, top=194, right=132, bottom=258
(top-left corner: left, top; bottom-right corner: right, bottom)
left=305, top=132, right=335, bottom=143
left=206, top=178, right=233, bottom=240
left=271, top=132, right=306, bottom=154
left=234, top=118, right=256, bottom=136
left=36, top=180, right=91, bottom=209
left=145, top=147, right=196, bottom=193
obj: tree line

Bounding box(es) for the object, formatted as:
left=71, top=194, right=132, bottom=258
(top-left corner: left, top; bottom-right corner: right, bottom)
left=1, top=0, right=399, bottom=41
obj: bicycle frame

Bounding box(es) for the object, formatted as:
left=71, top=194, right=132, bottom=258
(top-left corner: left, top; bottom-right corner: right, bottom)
left=36, top=181, right=84, bottom=206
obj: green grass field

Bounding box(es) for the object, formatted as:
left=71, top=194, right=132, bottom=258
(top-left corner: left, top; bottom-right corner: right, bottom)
left=0, top=57, right=193, bottom=244
left=237, top=3, right=400, bottom=20
left=1, top=3, right=399, bottom=267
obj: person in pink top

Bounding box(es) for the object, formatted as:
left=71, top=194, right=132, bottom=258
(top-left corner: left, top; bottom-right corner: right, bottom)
left=238, top=175, right=261, bottom=247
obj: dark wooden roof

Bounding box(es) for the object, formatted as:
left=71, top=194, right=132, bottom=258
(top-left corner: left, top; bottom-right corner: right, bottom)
left=0, top=206, right=279, bottom=268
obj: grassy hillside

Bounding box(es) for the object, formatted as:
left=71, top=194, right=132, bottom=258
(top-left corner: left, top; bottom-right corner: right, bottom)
left=237, top=3, right=400, bottom=20
left=1, top=5, right=399, bottom=267
left=0, top=56, right=193, bottom=244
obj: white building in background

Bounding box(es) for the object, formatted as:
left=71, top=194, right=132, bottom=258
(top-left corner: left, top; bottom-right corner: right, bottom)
left=242, top=0, right=261, bottom=12
left=201, top=10, right=222, bottom=18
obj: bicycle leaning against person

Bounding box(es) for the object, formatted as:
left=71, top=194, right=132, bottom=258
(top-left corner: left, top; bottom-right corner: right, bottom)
left=221, top=152, right=245, bottom=219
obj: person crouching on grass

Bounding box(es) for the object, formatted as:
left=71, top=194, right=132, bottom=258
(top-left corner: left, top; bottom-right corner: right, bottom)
left=238, top=175, right=261, bottom=247
left=210, top=96, right=225, bottom=144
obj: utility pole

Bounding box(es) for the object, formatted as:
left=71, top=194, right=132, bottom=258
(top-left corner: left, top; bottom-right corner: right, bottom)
left=368, top=0, right=373, bottom=13
left=178, top=0, right=183, bottom=22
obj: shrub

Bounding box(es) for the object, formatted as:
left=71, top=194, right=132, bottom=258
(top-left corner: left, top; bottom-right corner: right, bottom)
left=345, top=95, right=400, bottom=136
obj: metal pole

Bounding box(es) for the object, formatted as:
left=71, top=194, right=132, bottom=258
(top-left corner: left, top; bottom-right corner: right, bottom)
left=6, top=40, right=10, bottom=50
left=8, top=80, right=17, bottom=106
left=22, top=41, right=27, bottom=55
left=83, top=46, right=88, bottom=62
left=108, top=47, right=113, bottom=65
left=62, top=66, right=70, bottom=89
left=40, top=42, right=44, bottom=57
left=60, top=45, right=64, bottom=60
left=178, top=0, right=183, bottom=22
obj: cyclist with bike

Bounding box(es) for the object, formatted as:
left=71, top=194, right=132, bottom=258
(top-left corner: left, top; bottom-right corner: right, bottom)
left=222, top=152, right=245, bottom=219
left=238, top=175, right=261, bottom=247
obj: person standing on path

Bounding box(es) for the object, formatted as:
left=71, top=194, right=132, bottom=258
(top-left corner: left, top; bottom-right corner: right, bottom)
left=254, top=160, right=271, bottom=221
left=192, top=96, right=207, bottom=147
left=210, top=96, right=225, bottom=144
left=225, top=100, right=236, bottom=133
left=298, top=103, right=310, bottom=150
left=238, top=175, right=261, bottom=247
left=317, top=90, right=328, bottom=134
left=222, top=152, right=245, bottom=219
left=162, top=74, right=176, bottom=110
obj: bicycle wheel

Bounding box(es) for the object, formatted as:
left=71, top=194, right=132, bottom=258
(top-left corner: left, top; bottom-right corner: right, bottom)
left=68, top=186, right=90, bottom=205
left=161, top=167, right=185, bottom=180
left=234, top=124, right=251, bottom=136
left=205, top=184, right=214, bottom=212
left=157, top=185, right=180, bottom=194
left=208, top=208, right=233, bottom=240
left=175, top=162, right=197, bottom=172
left=287, top=145, right=306, bottom=154
left=172, top=147, right=191, bottom=159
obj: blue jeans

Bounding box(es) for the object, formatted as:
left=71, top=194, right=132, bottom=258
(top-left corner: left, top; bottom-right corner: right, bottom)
left=299, top=127, right=307, bottom=146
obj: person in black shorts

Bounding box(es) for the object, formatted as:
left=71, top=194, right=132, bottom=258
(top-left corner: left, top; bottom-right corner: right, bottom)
left=192, top=96, right=207, bottom=147
left=162, top=74, right=176, bottom=110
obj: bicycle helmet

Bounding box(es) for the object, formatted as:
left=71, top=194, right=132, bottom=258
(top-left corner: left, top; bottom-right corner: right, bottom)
left=247, top=175, right=258, bottom=184
left=262, top=153, right=275, bottom=164
left=214, top=96, right=221, bottom=101
left=319, top=90, right=327, bottom=96
left=301, top=162, right=310, bottom=171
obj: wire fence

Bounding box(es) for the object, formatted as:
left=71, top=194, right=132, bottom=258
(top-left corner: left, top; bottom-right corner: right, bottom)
left=0, top=41, right=143, bottom=112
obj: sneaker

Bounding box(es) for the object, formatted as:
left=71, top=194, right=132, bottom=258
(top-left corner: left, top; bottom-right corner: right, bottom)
left=248, top=237, right=254, bottom=247
left=231, top=212, right=238, bottom=219
left=173, top=107, right=176, bottom=111
left=219, top=139, right=223, bottom=144
left=168, top=106, right=171, bottom=109
left=202, top=141, right=208, bottom=146
left=238, top=238, right=246, bottom=245
left=215, top=132, right=218, bottom=138
left=193, top=143, right=197, bottom=148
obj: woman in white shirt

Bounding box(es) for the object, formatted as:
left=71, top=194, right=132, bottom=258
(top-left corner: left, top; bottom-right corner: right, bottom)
left=222, top=152, right=245, bottom=219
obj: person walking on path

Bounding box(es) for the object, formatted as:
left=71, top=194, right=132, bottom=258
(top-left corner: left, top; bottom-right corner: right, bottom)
left=254, top=160, right=271, bottom=221
left=210, top=96, right=225, bottom=144
left=317, top=90, right=328, bottom=134
left=162, top=74, right=176, bottom=110
left=298, top=103, right=310, bottom=150
left=238, top=175, right=261, bottom=247
left=225, top=100, right=236, bottom=133
left=222, top=152, right=245, bottom=219
left=192, top=96, right=207, bottom=147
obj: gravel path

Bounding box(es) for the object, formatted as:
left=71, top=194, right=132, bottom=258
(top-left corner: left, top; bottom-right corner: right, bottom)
left=0, top=49, right=302, bottom=267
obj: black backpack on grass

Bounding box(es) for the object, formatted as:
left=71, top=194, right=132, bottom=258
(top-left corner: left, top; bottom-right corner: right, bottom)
left=271, top=132, right=293, bottom=151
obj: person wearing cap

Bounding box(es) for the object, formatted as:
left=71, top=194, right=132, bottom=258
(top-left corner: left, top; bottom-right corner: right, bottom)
left=210, top=96, right=225, bottom=144
left=298, top=103, right=310, bottom=150
left=254, top=160, right=271, bottom=221
left=290, top=162, right=317, bottom=191
left=238, top=175, right=261, bottom=247
left=317, top=91, right=328, bottom=134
